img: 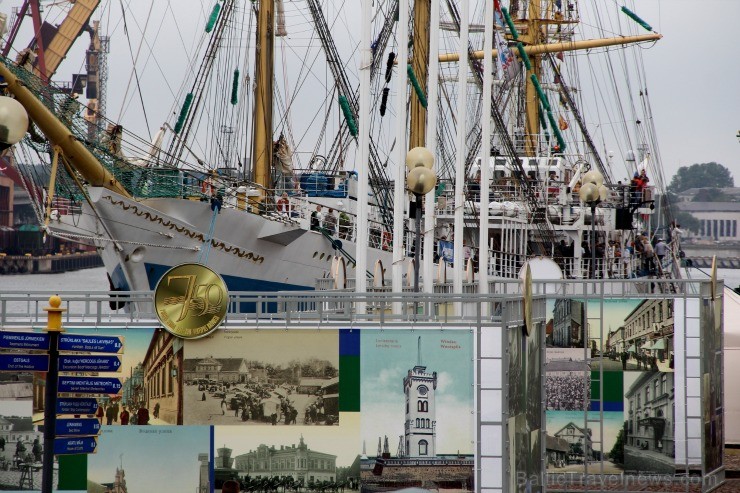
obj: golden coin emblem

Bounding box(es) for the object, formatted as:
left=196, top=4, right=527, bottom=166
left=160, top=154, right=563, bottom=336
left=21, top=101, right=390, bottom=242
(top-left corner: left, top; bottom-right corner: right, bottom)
left=154, top=263, right=229, bottom=339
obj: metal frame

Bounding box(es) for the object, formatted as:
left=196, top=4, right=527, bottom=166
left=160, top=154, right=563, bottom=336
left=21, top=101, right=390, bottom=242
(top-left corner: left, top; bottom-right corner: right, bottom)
left=0, top=279, right=724, bottom=493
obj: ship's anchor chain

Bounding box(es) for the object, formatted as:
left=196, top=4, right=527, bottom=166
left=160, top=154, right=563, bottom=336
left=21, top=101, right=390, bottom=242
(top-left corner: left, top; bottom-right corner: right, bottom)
left=105, top=197, right=265, bottom=263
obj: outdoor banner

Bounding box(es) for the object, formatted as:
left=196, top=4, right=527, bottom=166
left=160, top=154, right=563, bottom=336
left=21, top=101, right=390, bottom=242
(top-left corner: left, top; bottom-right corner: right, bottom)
left=0, top=293, right=723, bottom=493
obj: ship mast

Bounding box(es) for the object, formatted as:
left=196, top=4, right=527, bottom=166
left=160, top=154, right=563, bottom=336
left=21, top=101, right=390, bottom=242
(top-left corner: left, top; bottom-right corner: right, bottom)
left=521, top=0, right=543, bottom=157
left=251, top=0, right=275, bottom=204
left=409, top=0, right=431, bottom=150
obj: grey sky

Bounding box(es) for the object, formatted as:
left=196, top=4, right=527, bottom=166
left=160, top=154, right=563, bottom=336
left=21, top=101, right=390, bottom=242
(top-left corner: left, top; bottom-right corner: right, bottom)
left=5, top=0, right=737, bottom=183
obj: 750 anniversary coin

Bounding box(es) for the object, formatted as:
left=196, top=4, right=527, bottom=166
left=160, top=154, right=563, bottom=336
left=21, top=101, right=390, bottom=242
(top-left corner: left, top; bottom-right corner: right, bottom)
left=154, top=263, right=229, bottom=339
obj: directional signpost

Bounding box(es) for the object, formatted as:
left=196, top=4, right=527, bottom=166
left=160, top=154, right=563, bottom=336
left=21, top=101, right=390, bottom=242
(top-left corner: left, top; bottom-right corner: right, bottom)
left=0, top=298, right=127, bottom=493
left=56, top=398, right=99, bottom=415
left=0, top=353, right=49, bottom=371
left=58, top=334, right=124, bottom=353
left=58, top=354, right=122, bottom=372
left=0, top=331, right=50, bottom=350
left=55, top=418, right=101, bottom=437
left=53, top=437, right=98, bottom=455
left=58, top=376, right=122, bottom=394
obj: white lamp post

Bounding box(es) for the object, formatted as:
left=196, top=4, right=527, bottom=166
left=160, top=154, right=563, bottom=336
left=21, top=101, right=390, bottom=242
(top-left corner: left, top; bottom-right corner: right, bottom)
left=405, top=147, right=436, bottom=292
left=579, top=169, right=607, bottom=279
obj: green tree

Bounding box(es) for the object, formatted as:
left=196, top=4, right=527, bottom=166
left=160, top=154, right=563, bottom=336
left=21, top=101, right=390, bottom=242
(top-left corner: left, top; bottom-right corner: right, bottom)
left=610, top=424, right=626, bottom=465
left=668, top=162, right=734, bottom=193
left=691, top=188, right=731, bottom=202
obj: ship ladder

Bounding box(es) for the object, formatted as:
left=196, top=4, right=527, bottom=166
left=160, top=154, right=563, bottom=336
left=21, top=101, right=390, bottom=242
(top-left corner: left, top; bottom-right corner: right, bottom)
left=198, top=206, right=220, bottom=264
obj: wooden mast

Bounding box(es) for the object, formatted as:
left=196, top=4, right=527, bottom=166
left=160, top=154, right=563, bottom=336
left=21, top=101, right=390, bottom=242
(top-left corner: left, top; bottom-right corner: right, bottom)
left=251, top=0, right=275, bottom=204
left=521, top=0, right=543, bottom=157
left=409, top=0, right=431, bottom=150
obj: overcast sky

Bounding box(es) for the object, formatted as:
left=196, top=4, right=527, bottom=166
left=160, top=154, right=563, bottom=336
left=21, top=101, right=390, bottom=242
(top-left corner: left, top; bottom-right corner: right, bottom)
left=3, top=0, right=737, bottom=184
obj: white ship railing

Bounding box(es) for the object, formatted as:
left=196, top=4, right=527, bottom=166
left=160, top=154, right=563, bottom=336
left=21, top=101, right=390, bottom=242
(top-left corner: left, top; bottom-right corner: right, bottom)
left=0, top=278, right=716, bottom=328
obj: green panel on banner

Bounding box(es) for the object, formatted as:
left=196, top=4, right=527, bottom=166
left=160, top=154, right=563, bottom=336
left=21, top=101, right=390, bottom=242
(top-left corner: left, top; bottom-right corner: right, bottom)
left=57, top=454, right=87, bottom=490
left=591, top=371, right=623, bottom=402
left=339, top=355, right=360, bottom=412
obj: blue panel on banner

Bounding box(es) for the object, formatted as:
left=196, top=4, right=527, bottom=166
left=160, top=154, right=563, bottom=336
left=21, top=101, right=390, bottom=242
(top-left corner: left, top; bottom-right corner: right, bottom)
left=0, top=353, right=49, bottom=372
left=339, top=329, right=360, bottom=356
left=590, top=400, right=624, bottom=412
left=56, top=398, right=99, bottom=415
left=59, top=355, right=122, bottom=372
left=58, top=377, right=122, bottom=394
left=54, top=437, right=97, bottom=455
left=0, top=331, right=50, bottom=350
left=58, top=334, right=124, bottom=353
left=55, top=418, right=101, bottom=436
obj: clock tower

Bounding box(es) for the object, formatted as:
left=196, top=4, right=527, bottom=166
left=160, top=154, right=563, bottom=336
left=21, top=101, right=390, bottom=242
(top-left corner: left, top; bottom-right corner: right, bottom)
left=403, top=337, right=437, bottom=457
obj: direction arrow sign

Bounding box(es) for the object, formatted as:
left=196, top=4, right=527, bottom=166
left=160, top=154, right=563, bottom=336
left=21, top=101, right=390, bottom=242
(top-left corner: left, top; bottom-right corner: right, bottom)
left=54, top=436, right=97, bottom=455
left=58, top=334, right=124, bottom=354
left=0, top=331, right=50, bottom=350
left=55, top=418, right=101, bottom=437
left=56, top=398, right=99, bottom=415
left=0, top=354, right=49, bottom=372
left=58, top=376, right=122, bottom=394
left=59, top=355, right=122, bottom=373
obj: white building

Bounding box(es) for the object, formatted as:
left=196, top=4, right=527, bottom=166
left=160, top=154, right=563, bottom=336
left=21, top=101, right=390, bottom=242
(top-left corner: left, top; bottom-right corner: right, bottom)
left=677, top=202, right=740, bottom=242
left=403, top=349, right=438, bottom=458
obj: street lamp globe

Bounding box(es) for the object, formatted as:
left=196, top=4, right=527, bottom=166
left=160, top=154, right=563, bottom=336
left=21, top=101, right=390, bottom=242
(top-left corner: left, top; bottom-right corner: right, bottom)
left=0, top=96, right=29, bottom=150
left=582, top=169, right=604, bottom=188
left=406, top=165, right=437, bottom=195
left=405, top=146, right=435, bottom=170
left=578, top=182, right=600, bottom=203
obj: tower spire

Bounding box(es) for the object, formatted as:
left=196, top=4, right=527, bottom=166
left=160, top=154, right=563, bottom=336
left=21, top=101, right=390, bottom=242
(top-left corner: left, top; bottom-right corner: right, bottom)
left=417, top=336, right=421, bottom=366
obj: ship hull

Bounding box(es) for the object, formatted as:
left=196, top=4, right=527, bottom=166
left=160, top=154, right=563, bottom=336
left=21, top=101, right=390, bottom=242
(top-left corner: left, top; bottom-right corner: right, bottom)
left=55, top=188, right=393, bottom=297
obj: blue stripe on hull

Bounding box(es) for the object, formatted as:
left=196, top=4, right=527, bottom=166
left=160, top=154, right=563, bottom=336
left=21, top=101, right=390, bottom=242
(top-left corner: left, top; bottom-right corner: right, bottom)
left=144, top=263, right=313, bottom=313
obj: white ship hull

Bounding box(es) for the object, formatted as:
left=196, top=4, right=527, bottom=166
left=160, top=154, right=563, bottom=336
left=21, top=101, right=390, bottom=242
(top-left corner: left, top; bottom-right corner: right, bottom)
left=54, top=187, right=394, bottom=296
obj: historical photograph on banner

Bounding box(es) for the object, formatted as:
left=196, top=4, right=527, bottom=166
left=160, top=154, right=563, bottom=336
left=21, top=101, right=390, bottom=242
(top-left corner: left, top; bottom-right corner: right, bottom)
left=702, top=297, right=723, bottom=473
left=0, top=400, right=47, bottom=490
left=545, top=410, right=624, bottom=474
left=213, top=413, right=361, bottom=491
left=622, top=371, right=675, bottom=474
left=587, top=299, right=674, bottom=372
left=547, top=299, right=586, bottom=348
left=87, top=425, right=210, bottom=492
left=509, top=323, right=543, bottom=493
left=545, top=349, right=590, bottom=411
left=30, top=328, right=177, bottom=425
left=360, top=329, right=474, bottom=492
left=183, top=329, right=339, bottom=426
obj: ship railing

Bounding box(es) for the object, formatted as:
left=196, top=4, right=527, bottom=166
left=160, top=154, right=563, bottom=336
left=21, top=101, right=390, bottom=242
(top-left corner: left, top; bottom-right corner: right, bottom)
left=0, top=278, right=713, bottom=327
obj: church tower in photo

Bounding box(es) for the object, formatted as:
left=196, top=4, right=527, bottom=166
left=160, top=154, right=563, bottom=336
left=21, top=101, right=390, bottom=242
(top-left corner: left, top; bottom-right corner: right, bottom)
left=403, top=336, right=437, bottom=458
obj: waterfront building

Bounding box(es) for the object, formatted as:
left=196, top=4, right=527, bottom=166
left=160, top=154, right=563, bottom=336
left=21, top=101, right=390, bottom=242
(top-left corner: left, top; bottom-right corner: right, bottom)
left=552, top=299, right=585, bottom=348
left=625, top=371, right=675, bottom=458
left=233, top=436, right=337, bottom=484
left=677, top=200, right=740, bottom=242
left=142, top=329, right=183, bottom=424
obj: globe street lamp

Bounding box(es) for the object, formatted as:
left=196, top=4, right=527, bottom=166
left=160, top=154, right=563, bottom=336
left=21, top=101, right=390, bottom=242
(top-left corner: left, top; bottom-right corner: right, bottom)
left=579, top=169, right=608, bottom=279
left=0, top=96, right=29, bottom=151
left=405, top=147, right=436, bottom=292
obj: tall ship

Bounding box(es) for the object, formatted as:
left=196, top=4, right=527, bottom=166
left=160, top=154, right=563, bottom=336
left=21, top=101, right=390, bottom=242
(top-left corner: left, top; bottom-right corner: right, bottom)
left=0, top=0, right=677, bottom=295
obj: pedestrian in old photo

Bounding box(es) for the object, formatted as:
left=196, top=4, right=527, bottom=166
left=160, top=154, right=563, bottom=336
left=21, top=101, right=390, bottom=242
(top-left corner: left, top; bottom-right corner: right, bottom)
left=120, top=407, right=130, bottom=425
left=137, top=404, right=150, bottom=425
